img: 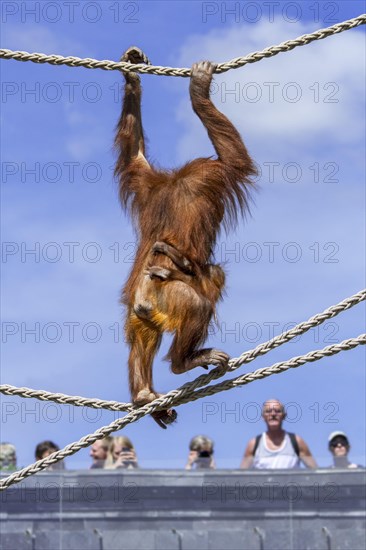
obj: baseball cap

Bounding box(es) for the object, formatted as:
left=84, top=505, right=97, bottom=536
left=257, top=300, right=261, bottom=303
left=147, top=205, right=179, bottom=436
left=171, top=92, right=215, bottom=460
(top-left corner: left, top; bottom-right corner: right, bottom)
left=328, top=431, right=349, bottom=444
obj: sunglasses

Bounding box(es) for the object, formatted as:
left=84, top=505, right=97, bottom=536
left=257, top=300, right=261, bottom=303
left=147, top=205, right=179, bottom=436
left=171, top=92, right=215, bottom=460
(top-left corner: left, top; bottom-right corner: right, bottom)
left=330, top=439, right=348, bottom=448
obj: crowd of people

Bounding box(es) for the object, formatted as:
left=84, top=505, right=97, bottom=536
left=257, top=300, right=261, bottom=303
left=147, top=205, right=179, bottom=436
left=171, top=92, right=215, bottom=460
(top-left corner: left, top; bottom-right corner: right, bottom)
left=0, top=399, right=363, bottom=472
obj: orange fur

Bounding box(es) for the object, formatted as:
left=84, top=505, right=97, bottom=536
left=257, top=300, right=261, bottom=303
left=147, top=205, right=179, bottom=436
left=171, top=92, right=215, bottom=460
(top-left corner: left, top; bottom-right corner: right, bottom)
left=115, top=52, right=256, bottom=427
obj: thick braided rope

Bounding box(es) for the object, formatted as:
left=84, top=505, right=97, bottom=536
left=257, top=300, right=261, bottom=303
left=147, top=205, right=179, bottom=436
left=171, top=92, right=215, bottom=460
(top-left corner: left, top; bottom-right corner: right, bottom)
left=1, top=289, right=364, bottom=413
left=0, top=334, right=365, bottom=491
left=0, top=15, right=365, bottom=76
left=228, top=289, right=366, bottom=370
left=0, top=386, right=133, bottom=413
left=178, top=334, right=366, bottom=404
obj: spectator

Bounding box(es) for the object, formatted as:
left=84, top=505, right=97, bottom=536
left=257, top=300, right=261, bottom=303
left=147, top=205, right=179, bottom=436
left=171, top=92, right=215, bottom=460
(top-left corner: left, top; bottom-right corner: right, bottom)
left=35, top=440, right=65, bottom=471
left=90, top=437, right=113, bottom=469
left=104, top=436, right=139, bottom=469
left=240, top=398, right=317, bottom=469
left=185, top=435, right=216, bottom=470
left=0, top=443, right=17, bottom=471
left=328, top=431, right=361, bottom=469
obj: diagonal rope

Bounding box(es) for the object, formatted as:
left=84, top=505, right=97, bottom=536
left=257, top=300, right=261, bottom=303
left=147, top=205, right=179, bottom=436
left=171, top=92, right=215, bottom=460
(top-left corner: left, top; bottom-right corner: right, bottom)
left=0, top=334, right=364, bottom=491
left=0, top=289, right=364, bottom=412
left=0, top=15, right=365, bottom=76
left=178, top=335, right=366, bottom=404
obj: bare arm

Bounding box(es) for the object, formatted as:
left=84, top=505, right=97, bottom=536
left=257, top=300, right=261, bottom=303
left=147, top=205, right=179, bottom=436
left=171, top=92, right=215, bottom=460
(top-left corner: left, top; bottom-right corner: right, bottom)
left=185, top=450, right=199, bottom=470
left=296, top=435, right=318, bottom=469
left=240, top=438, right=256, bottom=469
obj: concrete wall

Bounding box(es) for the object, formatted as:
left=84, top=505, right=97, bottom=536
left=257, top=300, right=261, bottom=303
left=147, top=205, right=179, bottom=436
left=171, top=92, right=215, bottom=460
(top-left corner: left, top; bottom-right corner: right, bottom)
left=1, top=469, right=365, bottom=550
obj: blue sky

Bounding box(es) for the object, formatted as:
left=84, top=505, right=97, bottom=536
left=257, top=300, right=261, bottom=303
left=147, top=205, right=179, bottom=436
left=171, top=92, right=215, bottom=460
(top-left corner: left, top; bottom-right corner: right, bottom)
left=1, top=1, right=365, bottom=470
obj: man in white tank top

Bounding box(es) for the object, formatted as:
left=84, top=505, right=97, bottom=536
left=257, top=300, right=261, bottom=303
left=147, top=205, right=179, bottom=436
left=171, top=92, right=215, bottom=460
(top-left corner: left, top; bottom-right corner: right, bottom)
left=240, top=399, right=317, bottom=469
